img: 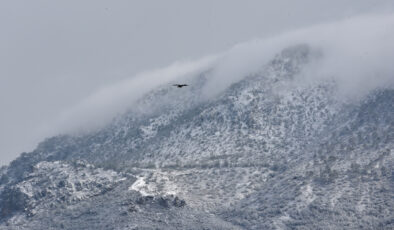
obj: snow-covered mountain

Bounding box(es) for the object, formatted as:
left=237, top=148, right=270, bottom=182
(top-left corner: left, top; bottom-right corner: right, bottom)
left=0, top=41, right=393, bottom=229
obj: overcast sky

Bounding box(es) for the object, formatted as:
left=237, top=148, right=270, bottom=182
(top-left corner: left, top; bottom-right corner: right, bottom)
left=1, top=0, right=393, bottom=166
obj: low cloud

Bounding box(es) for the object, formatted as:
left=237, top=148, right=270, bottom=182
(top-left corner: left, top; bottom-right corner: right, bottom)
left=49, top=13, right=394, bottom=136
left=49, top=56, right=218, bottom=134
left=1, top=10, right=394, bottom=166
left=203, top=13, right=394, bottom=100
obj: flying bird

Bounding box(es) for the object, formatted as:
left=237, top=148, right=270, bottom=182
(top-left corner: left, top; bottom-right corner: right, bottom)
left=173, top=84, right=188, bottom=88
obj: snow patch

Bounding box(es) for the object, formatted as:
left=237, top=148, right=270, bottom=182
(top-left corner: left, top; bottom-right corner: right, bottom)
left=300, top=184, right=316, bottom=205
left=129, top=176, right=153, bottom=196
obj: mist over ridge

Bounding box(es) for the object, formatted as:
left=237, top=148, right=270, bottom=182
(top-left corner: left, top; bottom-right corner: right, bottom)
left=0, top=10, right=393, bottom=229
left=52, top=13, right=394, bottom=136
left=2, top=0, right=394, bottom=167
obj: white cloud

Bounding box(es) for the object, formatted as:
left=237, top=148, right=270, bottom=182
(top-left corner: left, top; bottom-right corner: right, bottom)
left=1, top=1, right=394, bottom=166
left=203, top=13, right=394, bottom=100
left=48, top=13, right=394, bottom=136
left=50, top=56, right=218, bottom=134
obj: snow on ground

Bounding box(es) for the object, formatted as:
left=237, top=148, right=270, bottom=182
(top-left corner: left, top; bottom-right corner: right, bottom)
left=13, top=161, right=127, bottom=214
left=128, top=166, right=272, bottom=211
left=300, top=183, right=316, bottom=205
left=129, top=176, right=152, bottom=196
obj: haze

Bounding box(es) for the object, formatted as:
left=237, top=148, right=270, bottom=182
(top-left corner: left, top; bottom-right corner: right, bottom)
left=1, top=0, right=393, bottom=166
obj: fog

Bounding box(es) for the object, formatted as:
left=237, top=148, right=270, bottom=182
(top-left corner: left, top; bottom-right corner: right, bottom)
left=54, top=56, right=217, bottom=134
left=1, top=0, right=393, bottom=165
left=204, top=14, right=394, bottom=100
left=55, top=13, right=394, bottom=135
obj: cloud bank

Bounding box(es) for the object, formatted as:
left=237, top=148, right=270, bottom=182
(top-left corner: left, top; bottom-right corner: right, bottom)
left=204, top=14, right=394, bottom=99
left=49, top=13, right=394, bottom=136
left=50, top=56, right=218, bottom=134
left=1, top=1, right=394, bottom=167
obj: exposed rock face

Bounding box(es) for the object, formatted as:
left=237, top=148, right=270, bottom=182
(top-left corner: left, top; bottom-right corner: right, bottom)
left=0, top=45, right=392, bottom=229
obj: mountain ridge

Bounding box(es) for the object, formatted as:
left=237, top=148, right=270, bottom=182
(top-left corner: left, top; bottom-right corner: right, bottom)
left=0, top=44, right=393, bottom=229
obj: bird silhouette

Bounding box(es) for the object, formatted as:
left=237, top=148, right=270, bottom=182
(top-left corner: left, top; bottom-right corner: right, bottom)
left=173, top=84, right=188, bottom=88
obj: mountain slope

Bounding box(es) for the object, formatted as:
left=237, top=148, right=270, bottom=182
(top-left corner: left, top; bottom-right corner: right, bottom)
left=0, top=44, right=393, bottom=229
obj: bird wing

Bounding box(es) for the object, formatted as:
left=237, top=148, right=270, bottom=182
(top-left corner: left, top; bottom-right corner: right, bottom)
left=172, top=84, right=188, bottom=87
